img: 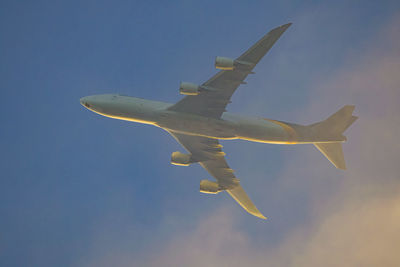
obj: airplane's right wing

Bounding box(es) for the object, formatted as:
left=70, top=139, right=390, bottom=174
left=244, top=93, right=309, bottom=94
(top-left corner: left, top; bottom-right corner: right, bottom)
left=167, top=130, right=266, bottom=219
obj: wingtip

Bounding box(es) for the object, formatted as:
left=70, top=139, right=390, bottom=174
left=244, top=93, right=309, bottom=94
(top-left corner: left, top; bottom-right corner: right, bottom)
left=259, top=214, right=268, bottom=220
left=337, top=164, right=347, bottom=170
left=272, top=23, right=291, bottom=32
left=250, top=210, right=267, bottom=220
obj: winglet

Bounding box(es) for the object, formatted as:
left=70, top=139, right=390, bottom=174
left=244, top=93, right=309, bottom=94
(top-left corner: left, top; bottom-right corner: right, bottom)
left=227, top=185, right=267, bottom=220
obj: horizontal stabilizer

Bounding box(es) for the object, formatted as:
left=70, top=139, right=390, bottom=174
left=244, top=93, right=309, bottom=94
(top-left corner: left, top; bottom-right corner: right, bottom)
left=227, top=185, right=266, bottom=219
left=314, top=143, right=346, bottom=170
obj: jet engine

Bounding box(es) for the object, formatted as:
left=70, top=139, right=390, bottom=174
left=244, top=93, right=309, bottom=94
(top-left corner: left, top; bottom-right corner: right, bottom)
left=215, top=56, right=254, bottom=71
left=171, top=151, right=192, bottom=166
left=215, top=56, right=235, bottom=70
left=179, top=82, right=200, bottom=95
left=199, top=179, right=221, bottom=194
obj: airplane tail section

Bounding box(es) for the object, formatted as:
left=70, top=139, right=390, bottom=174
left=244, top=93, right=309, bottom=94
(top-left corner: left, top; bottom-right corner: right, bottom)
left=309, top=105, right=358, bottom=139
left=309, top=105, right=358, bottom=170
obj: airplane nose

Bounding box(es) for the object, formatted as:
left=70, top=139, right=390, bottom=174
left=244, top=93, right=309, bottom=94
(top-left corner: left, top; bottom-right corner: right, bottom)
left=80, top=97, right=91, bottom=108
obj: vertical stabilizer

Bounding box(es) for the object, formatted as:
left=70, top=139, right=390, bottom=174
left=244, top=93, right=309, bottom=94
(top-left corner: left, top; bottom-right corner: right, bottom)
left=311, top=105, right=357, bottom=169
left=309, top=105, right=358, bottom=138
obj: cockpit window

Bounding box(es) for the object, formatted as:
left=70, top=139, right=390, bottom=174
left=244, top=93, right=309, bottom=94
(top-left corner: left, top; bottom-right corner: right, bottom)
left=84, top=102, right=90, bottom=108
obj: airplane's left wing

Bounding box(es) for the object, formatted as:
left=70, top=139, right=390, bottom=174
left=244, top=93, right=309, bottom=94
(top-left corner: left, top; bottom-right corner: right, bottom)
left=167, top=130, right=266, bottom=219
left=168, top=23, right=291, bottom=119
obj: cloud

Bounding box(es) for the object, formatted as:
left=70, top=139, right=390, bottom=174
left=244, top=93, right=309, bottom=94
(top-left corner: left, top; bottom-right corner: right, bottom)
left=81, top=13, right=400, bottom=267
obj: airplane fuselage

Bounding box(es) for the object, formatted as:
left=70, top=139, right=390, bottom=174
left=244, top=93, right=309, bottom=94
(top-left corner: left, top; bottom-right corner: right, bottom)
left=80, top=94, right=313, bottom=144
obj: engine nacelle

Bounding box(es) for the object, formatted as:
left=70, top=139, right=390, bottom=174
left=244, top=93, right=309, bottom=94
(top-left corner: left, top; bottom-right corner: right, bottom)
left=171, top=151, right=192, bottom=166
left=179, top=82, right=200, bottom=95
left=199, top=180, right=221, bottom=194
left=215, top=56, right=235, bottom=70
left=215, top=56, right=254, bottom=71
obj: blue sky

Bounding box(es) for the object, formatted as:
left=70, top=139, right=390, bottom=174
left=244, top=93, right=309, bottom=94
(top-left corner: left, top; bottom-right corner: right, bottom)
left=1, top=1, right=400, bottom=266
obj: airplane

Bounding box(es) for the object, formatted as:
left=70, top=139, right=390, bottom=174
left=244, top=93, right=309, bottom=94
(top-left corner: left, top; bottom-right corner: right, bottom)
left=80, top=23, right=357, bottom=219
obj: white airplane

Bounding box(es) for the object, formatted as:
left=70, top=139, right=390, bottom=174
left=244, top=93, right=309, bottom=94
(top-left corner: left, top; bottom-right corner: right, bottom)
left=80, top=23, right=357, bottom=219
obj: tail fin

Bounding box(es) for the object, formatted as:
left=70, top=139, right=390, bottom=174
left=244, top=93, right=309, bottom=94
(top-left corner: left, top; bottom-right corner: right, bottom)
left=310, top=105, right=358, bottom=170
left=309, top=105, right=358, bottom=139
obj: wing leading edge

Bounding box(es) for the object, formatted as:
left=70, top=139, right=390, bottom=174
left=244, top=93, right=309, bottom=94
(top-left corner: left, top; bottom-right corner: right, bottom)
left=167, top=130, right=266, bottom=219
